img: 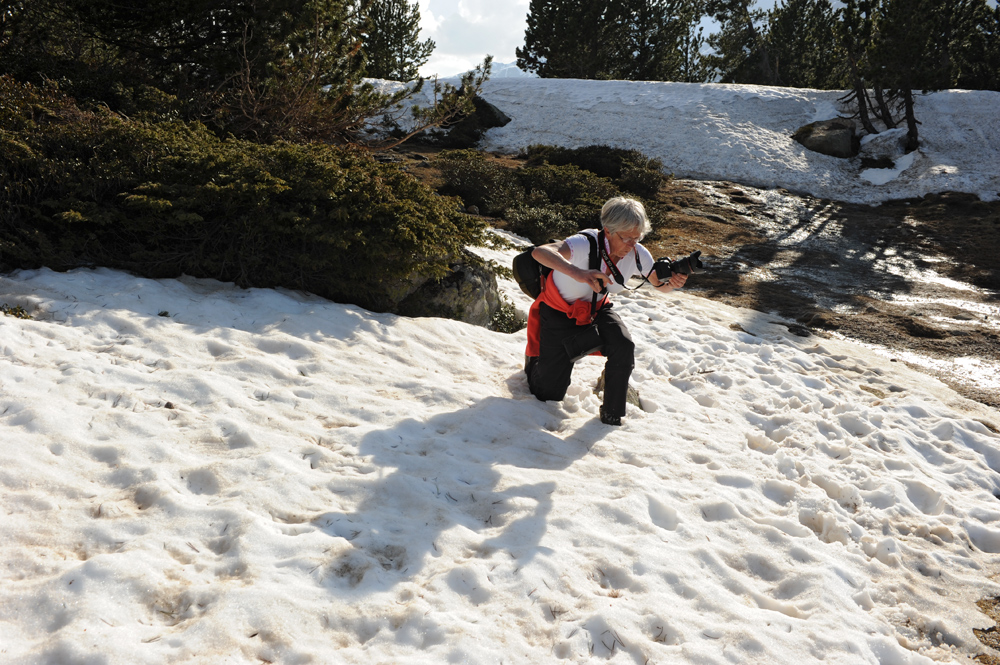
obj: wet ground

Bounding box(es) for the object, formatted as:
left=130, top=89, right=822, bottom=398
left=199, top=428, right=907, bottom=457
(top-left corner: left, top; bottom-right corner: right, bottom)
left=644, top=181, right=1000, bottom=411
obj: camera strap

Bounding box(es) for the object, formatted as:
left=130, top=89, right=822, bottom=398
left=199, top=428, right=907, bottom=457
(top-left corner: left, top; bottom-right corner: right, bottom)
left=594, top=231, right=645, bottom=291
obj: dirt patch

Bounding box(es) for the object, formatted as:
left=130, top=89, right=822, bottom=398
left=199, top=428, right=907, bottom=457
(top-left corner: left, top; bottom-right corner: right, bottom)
left=976, top=597, right=1000, bottom=664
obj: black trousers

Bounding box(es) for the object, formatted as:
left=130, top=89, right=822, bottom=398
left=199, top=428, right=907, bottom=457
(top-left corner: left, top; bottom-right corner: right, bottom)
left=528, top=302, right=635, bottom=418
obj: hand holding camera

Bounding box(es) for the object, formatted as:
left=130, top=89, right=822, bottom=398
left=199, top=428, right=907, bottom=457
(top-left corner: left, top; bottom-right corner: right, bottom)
left=653, top=250, right=706, bottom=281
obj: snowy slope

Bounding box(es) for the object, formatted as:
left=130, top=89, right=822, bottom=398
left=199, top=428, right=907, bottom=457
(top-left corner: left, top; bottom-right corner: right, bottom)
left=383, top=77, right=1000, bottom=204
left=3, top=79, right=1000, bottom=664
left=2, top=260, right=999, bottom=664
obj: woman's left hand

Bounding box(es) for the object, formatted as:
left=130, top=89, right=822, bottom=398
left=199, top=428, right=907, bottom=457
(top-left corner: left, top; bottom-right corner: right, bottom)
left=655, top=272, right=687, bottom=292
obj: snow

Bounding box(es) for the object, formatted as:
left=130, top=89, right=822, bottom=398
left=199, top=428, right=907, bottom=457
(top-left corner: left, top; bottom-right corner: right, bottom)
left=3, top=79, right=1000, bottom=664
left=419, top=77, right=1000, bottom=204
left=861, top=152, right=919, bottom=186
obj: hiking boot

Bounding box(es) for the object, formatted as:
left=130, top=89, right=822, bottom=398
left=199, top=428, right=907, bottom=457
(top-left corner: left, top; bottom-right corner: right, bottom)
left=600, top=406, right=622, bottom=426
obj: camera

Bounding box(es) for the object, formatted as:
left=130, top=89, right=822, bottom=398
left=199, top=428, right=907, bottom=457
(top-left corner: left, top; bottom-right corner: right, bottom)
left=653, top=250, right=705, bottom=280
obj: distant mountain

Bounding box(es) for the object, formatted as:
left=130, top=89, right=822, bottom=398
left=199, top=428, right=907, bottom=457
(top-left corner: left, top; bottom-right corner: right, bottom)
left=490, top=61, right=536, bottom=78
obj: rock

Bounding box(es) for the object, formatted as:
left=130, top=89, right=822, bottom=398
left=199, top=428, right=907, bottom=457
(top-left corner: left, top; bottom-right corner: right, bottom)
left=432, top=95, right=512, bottom=148
left=859, top=127, right=908, bottom=162
left=792, top=118, right=858, bottom=158
left=805, top=312, right=841, bottom=330
left=594, top=370, right=642, bottom=409
left=396, top=251, right=501, bottom=327
left=783, top=323, right=812, bottom=337
left=471, top=96, right=512, bottom=128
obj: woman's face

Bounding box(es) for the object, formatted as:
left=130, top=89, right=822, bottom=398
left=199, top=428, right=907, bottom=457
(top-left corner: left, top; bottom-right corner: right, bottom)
left=608, top=225, right=642, bottom=257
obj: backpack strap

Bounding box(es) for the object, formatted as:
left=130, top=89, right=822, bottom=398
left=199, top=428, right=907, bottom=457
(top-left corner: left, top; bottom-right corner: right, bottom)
left=585, top=230, right=602, bottom=319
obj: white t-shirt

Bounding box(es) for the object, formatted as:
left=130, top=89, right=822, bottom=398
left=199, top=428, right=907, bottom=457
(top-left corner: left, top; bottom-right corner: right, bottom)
left=551, top=231, right=654, bottom=304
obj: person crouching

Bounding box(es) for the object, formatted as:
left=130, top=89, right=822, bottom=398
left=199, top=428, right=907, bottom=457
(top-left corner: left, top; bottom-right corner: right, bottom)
left=525, top=197, right=687, bottom=426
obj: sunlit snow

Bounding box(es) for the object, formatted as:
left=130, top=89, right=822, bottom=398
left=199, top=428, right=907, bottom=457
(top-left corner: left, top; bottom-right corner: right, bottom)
left=3, top=80, right=1000, bottom=665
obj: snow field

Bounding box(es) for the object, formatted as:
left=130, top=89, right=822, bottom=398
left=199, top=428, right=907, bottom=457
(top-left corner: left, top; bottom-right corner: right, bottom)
left=2, top=262, right=1000, bottom=664
left=460, top=78, right=1000, bottom=204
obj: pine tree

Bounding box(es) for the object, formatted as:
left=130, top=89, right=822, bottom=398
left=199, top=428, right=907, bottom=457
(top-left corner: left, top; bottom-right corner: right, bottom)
left=983, top=4, right=1000, bottom=90
left=937, top=0, right=999, bottom=91
left=517, top=0, right=709, bottom=81
left=675, top=0, right=712, bottom=82
left=766, top=0, right=843, bottom=89
left=866, top=0, right=972, bottom=150
left=0, top=0, right=484, bottom=145
left=704, top=0, right=776, bottom=84
left=835, top=0, right=882, bottom=133
left=363, top=0, right=435, bottom=81
left=517, top=0, right=620, bottom=79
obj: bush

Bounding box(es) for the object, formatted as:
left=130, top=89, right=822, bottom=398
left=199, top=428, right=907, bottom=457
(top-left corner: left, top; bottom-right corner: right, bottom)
left=432, top=144, right=670, bottom=251
left=0, top=78, right=484, bottom=313
left=1, top=303, right=31, bottom=319
left=434, top=149, right=523, bottom=216
left=516, top=163, right=618, bottom=207
left=504, top=206, right=579, bottom=245
left=514, top=163, right=620, bottom=232
left=523, top=144, right=667, bottom=198
left=490, top=295, right=525, bottom=334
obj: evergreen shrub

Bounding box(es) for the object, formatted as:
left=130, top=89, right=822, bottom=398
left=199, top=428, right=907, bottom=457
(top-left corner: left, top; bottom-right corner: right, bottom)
left=523, top=144, right=667, bottom=198
left=0, top=78, right=483, bottom=313
left=434, top=146, right=660, bottom=242
left=504, top=206, right=578, bottom=245
left=514, top=163, right=620, bottom=232
left=434, top=149, right=523, bottom=215
left=490, top=295, right=525, bottom=334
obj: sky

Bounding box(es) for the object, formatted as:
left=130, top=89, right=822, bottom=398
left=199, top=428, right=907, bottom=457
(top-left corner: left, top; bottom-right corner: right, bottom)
left=3, top=81, right=1000, bottom=664
left=417, top=0, right=531, bottom=77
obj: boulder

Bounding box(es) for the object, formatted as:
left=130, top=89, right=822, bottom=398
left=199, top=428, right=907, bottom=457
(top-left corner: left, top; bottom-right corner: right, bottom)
left=471, top=96, right=512, bottom=129
left=433, top=95, right=512, bottom=148
left=396, top=251, right=501, bottom=327
left=792, top=118, right=858, bottom=158
left=859, top=127, right=908, bottom=162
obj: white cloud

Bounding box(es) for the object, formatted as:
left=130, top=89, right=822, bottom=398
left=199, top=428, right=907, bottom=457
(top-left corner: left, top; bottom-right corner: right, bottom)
left=418, top=0, right=529, bottom=77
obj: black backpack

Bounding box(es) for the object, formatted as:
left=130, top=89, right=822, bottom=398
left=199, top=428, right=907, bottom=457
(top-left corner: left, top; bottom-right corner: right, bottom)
left=512, top=230, right=601, bottom=299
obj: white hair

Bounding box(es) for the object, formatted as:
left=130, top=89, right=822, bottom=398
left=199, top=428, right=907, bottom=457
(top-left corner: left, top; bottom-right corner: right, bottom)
left=600, top=197, right=651, bottom=238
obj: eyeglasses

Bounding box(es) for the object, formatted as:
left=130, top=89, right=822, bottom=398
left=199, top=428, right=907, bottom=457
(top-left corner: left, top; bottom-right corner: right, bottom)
left=614, top=231, right=642, bottom=245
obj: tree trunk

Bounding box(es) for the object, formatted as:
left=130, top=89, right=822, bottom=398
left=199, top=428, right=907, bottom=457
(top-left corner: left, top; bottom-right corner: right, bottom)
left=902, top=88, right=919, bottom=152
left=873, top=87, right=896, bottom=128
left=847, top=58, right=878, bottom=134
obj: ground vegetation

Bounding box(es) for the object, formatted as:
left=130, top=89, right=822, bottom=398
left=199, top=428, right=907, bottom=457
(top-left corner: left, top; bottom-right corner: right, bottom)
left=0, top=0, right=493, bottom=318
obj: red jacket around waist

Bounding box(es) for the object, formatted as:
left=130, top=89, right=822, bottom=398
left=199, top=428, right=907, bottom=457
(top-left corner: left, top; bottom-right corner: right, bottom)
left=525, top=271, right=607, bottom=357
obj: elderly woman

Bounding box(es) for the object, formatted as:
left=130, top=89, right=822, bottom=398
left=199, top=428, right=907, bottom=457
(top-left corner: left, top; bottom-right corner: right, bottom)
left=525, top=197, right=687, bottom=426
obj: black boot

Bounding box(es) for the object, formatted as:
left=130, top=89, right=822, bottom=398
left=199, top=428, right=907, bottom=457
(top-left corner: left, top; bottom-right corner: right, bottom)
left=600, top=406, right=622, bottom=426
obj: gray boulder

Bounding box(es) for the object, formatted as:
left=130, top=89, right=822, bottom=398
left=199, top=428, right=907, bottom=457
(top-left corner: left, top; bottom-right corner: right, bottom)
left=396, top=251, right=501, bottom=327
left=859, top=127, right=909, bottom=162
left=792, top=118, right=858, bottom=158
